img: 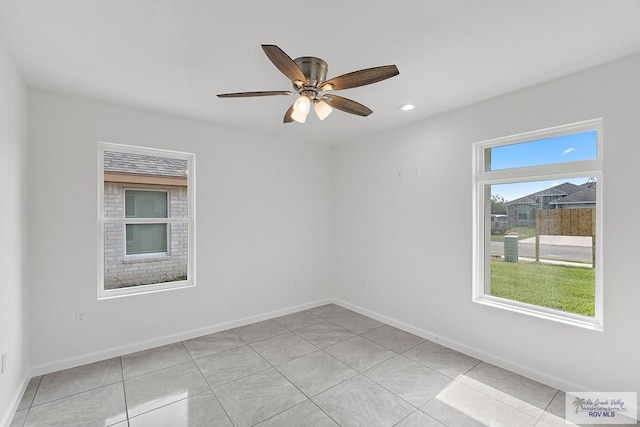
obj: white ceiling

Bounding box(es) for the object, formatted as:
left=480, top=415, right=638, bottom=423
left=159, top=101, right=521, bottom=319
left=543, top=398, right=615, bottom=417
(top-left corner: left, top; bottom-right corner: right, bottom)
left=1, top=1, right=640, bottom=144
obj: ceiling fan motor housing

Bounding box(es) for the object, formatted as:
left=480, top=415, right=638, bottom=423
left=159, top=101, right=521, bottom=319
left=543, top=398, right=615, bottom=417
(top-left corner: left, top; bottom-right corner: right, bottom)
left=294, top=56, right=328, bottom=90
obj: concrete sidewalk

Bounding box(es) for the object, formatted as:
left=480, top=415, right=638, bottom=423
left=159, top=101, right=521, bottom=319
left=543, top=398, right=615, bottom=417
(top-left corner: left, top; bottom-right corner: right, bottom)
left=515, top=256, right=592, bottom=268
left=519, top=235, right=592, bottom=247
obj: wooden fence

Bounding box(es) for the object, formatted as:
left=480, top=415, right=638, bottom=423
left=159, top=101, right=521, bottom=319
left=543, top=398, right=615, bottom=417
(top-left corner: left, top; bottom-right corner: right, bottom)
left=535, top=208, right=595, bottom=266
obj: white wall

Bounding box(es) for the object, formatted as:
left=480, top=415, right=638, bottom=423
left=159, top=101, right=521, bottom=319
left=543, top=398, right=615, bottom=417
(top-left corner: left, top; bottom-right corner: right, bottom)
left=0, top=41, right=28, bottom=425
left=333, top=54, right=640, bottom=394
left=27, top=90, right=333, bottom=371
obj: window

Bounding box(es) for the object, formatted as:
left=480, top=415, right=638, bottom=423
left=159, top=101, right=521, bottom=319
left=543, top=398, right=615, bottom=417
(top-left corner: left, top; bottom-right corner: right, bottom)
left=516, top=207, right=529, bottom=221
left=473, top=119, right=602, bottom=330
left=98, top=143, right=195, bottom=299
left=125, top=190, right=169, bottom=256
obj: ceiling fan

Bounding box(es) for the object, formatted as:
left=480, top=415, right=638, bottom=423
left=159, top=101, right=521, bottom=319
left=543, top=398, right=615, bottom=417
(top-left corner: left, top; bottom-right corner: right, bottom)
left=217, top=44, right=399, bottom=123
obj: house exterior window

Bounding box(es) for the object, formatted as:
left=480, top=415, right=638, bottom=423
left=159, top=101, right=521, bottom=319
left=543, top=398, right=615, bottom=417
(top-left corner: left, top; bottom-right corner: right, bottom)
left=516, top=207, right=529, bottom=221
left=98, top=143, right=195, bottom=299
left=473, top=119, right=603, bottom=330
left=125, top=190, right=169, bottom=256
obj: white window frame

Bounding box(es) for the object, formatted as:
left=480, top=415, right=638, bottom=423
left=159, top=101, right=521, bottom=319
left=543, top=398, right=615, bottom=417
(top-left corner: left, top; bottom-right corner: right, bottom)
left=472, top=119, right=603, bottom=330
left=98, top=142, right=196, bottom=299
left=124, top=188, right=170, bottom=259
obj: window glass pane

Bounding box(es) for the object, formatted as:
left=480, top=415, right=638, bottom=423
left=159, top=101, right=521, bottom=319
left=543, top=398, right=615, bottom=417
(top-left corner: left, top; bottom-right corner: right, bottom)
left=125, top=190, right=167, bottom=218
left=486, top=177, right=596, bottom=317
left=126, top=224, right=167, bottom=255
left=125, top=193, right=135, bottom=217
left=486, top=130, right=597, bottom=171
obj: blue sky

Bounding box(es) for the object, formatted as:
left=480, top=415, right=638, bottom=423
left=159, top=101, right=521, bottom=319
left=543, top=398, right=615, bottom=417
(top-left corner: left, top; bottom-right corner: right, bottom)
left=490, top=130, right=597, bottom=170
left=489, top=130, right=597, bottom=202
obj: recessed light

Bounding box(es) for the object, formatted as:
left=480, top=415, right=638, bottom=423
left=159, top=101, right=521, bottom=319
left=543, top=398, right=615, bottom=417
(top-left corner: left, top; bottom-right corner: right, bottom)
left=399, top=104, right=415, bottom=111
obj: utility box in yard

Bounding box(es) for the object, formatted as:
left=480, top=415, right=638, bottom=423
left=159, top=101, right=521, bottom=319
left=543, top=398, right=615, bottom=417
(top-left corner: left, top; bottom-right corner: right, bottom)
left=504, top=235, right=519, bottom=262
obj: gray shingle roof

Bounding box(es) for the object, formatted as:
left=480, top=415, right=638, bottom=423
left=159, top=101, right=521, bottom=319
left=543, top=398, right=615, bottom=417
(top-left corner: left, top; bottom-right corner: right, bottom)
left=549, top=188, right=596, bottom=205
left=580, top=180, right=597, bottom=190
left=104, top=151, right=187, bottom=178
left=507, top=195, right=537, bottom=205
left=549, top=182, right=583, bottom=195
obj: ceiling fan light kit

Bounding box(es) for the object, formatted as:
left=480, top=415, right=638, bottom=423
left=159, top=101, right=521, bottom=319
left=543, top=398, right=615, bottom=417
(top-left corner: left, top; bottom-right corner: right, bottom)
left=291, top=94, right=311, bottom=123
left=314, top=100, right=333, bottom=121
left=217, top=44, right=399, bottom=124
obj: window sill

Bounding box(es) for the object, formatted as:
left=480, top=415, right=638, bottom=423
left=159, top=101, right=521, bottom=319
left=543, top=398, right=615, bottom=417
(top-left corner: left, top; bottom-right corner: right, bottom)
left=474, top=295, right=603, bottom=331
left=98, top=279, right=194, bottom=300
left=123, top=253, right=170, bottom=263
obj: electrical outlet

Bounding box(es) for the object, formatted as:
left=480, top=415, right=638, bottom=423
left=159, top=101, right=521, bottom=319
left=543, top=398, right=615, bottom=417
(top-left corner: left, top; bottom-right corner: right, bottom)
left=76, top=311, right=87, bottom=324
left=1, top=354, right=6, bottom=374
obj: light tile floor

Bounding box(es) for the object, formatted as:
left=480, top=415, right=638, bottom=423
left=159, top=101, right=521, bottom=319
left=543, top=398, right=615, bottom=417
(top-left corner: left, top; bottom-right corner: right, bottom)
left=9, top=304, right=627, bottom=426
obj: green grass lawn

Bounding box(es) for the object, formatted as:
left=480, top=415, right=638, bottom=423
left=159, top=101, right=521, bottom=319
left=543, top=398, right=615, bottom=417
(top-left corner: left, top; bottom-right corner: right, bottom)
left=490, top=259, right=595, bottom=316
left=491, top=226, right=537, bottom=242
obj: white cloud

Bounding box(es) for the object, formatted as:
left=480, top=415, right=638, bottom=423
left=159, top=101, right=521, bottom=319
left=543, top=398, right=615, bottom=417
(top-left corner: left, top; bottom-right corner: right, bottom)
left=563, top=147, right=576, bottom=155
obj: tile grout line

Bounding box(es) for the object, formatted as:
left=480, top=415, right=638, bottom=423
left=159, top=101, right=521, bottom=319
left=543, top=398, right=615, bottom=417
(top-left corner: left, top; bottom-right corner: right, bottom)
left=185, top=338, right=247, bottom=362
left=448, top=363, right=554, bottom=424
left=450, top=380, right=543, bottom=425
left=308, top=316, right=479, bottom=426
left=308, top=399, right=343, bottom=427
left=355, top=351, right=456, bottom=423
left=122, top=358, right=195, bottom=381
left=121, top=349, right=192, bottom=380
left=119, top=356, right=131, bottom=425
left=259, top=370, right=315, bottom=425
left=359, top=333, right=427, bottom=354
left=536, top=389, right=561, bottom=424
left=391, top=409, right=425, bottom=427
left=18, top=375, right=44, bottom=426
left=26, top=379, right=125, bottom=409
left=359, top=355, right=427, bottom=409
left=271, top=311, right=324, bottom=331
left=291, top=322, right=357, bottom=349
left=28, top=376, right=43, bottom=409
left=261, top=317, right=417, bottom=413
left=205, top=327, right=310, bottom=426
left=181, top=340, right=237, bottom=426
left=127, top=389, right=213, bottom=423
left=235, top=318, right=345, bottom=426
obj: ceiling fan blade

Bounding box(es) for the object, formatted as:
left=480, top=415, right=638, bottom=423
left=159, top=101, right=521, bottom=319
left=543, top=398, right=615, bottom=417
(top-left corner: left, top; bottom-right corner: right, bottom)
left=283, top=103, right=295, bottom=123
left=321, top=65, right=399, bottom=91
left=261, top=44, right=307, bottom=86
left=217, top=90, right=292, bottom=98
left=322, top=94, right=373, bottom=117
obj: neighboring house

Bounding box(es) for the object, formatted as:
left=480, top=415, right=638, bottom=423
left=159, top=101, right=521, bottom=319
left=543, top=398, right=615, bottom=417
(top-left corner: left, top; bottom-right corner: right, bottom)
left=506, top=180, right=596, bottom=228
left=548, top=187, right=596, bottom=209
left=103, top=151, right=188, bottom=289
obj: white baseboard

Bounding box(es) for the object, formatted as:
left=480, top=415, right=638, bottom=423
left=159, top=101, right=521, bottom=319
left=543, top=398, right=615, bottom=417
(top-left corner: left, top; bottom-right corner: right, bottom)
left=1, top=373, right=31, bottom=427
left=31, top=298, right=331, bottom=376
left=330, top=297, right=589, bottom=394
